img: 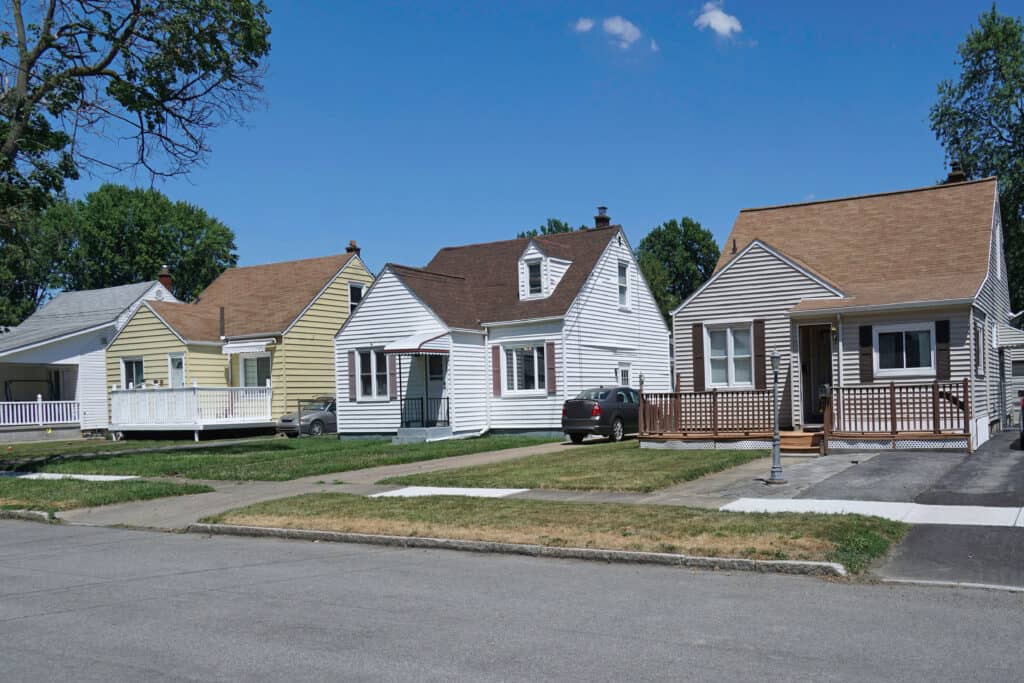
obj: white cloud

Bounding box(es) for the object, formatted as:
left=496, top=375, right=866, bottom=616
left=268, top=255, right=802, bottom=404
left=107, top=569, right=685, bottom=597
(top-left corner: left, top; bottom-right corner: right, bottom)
left=694, top=2, right=742, bottom=38
left=650, top=39, right=660, bottom=52
left=602, top=16, right=642, bottom=49
left=573, top=17, right=595, bottom=33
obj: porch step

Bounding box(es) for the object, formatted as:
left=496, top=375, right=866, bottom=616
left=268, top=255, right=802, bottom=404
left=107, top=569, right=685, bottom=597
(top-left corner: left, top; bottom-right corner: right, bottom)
left=779, top=431, right=821, bottom=454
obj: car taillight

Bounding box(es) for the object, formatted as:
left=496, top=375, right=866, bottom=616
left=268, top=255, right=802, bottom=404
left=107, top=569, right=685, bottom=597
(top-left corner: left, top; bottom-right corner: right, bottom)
left=562, top=405, right=567, bottom=417
left=591, top=403, right=602, bottom=417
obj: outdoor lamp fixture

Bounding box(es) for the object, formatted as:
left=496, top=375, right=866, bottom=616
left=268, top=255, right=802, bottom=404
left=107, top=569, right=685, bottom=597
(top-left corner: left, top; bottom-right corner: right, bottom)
left=767, top=348, right=787, bottom=485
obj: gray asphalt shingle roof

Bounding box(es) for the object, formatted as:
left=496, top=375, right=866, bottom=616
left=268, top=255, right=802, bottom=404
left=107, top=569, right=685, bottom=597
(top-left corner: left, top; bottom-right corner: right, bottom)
left=0, top=281, right=157, bottom=357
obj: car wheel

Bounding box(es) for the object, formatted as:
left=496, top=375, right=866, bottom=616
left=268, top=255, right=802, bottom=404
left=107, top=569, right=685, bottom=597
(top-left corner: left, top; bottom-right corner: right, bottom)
left=609, top=418, right=624, bottom=443
left=309, top=420, right=324, bottom=437
left=569, top=433, right=585, bottom=444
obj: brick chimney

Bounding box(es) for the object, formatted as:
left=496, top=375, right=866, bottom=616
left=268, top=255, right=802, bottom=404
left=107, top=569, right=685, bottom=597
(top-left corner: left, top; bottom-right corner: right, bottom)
left=594, top=206, right=611, bottom=228
left=346, top=240, right=361, bottom=256
left=945, top=161, right=967, bottom=184
left=157, top=265, right=173, bottom=293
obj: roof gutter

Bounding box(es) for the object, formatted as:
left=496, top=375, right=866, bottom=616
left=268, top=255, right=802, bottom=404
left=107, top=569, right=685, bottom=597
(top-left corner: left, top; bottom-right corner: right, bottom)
left=789, top=298, right=974, bottom=318
left=481, top=316, right=564, bottom=328
left=220, top=331, right=283, bottom=341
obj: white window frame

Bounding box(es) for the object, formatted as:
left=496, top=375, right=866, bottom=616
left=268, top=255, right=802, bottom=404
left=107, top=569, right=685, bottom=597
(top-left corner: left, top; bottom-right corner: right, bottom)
left=618, top=362, right=631, bottom=387
left=873, top=322, right=936, bottom=379
left=167, top=353, right=186, bottom=388
left=1011, top=359, right=1024, bottom=378
left=704, top=323, right=754, bottom=389
left=121, top=357, right=145, bottom=389
left=356, top=347, right=389, bottom=401
left=525, top=259, right=544, bottom=297
left=617, top=261, right=631, bottom=310
left=240, top=352, right=272, bottom=388
left=348, top=282, right=364, bottom=315
left=975, top=321, right=986, bottom=378
left=502, top=343, right=547, bottom=396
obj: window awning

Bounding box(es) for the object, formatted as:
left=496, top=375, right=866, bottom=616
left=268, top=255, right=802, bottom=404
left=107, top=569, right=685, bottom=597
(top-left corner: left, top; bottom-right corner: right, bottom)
left=383, top=331, right=449, bottom=355
left=221, top=339, right=276, bottom=355
left=995, top=324, right=1024, bottom=349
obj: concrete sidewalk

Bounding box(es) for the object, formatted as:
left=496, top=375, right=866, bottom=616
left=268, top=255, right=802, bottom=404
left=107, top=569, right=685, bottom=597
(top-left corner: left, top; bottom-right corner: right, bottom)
left=57, top=440, right=569, bottom=529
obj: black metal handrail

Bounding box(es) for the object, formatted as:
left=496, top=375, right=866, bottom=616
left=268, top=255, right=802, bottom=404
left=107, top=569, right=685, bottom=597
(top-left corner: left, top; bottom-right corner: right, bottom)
left=401, top=397, right=450, bottom=428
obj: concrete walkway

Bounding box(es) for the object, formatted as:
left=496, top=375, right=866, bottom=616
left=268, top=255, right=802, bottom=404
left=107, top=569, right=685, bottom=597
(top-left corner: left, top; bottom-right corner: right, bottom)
left=57, top=440, right=569, bottom=529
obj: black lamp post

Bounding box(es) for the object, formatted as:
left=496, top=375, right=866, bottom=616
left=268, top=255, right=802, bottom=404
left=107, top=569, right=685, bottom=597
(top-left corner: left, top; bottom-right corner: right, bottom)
left=767, top=348, right=786, bottom=485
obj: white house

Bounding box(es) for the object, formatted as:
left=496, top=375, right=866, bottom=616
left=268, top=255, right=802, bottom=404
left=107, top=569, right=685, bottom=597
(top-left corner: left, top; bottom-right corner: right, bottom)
left=334, top=210, right=672, bottom=439
left=0, top=278, right=176, bottom=441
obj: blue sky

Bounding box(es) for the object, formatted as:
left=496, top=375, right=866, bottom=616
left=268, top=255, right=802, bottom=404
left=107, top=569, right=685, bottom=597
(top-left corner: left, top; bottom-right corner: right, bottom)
left=74, top=1, right=1010, bottom=273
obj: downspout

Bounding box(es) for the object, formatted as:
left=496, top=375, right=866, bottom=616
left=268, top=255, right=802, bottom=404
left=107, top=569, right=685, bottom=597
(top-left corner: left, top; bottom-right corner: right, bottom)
left=836, top=314, right=844, bottom=387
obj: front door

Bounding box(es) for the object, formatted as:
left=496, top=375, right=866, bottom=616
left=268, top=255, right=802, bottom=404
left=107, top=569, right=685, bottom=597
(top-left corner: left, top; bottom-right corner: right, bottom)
left=425, top=355, right=447, bottom=426
left=799, top=325, right=833, bottom=424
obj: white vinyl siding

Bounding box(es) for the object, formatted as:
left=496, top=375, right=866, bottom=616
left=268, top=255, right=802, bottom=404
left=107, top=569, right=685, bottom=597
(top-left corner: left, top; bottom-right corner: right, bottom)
left=563, top=231, right=672, bottom=401
left=334, top=269, right=448, bottom=433
left=487, top=321, right=563, bottom=429
left=673, top=243, right=838, bottom=428
left=971, top=191, right=1008, bottom=430
left=449, top=331, right=488, bottom=433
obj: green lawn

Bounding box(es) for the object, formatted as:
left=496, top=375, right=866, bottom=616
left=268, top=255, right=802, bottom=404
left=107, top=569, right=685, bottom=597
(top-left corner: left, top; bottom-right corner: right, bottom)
left=35, top=435, right=559, bottom=481
left=381, top=441, right=767, bottom=492
left=206, top=493, right=907, bottom=573
left=0, top=478, right=212, bottom=513
left=1, top=436, right=272, bottom=463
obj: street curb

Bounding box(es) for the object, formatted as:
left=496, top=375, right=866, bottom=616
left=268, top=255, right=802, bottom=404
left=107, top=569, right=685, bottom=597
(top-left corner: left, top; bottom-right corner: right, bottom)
left=186, top=523, right=849, bottom=577
left=879, top=577, right=1024, bottom=594
left=0, top=509, right=54, bottom=523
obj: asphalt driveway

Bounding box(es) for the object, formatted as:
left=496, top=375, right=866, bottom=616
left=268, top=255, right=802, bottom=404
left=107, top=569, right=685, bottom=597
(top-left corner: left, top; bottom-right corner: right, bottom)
left=916, top=430, right=1024, bottom=507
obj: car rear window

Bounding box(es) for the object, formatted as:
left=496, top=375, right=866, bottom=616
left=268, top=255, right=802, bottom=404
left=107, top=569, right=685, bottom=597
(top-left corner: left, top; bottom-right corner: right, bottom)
left=575, top=389, right=610, bottom=400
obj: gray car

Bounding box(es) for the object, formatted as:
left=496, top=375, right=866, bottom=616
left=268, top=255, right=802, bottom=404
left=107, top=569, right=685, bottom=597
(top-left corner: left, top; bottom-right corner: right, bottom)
left=561, top=386, right=639, bottom=444
left=276, top=397, right=337, bottom=437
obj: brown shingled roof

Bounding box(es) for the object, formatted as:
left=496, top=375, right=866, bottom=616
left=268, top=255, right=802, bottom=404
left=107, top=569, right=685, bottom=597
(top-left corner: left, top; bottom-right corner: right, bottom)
left=717, top=178, right=998, bottom=312
left=391, top=226, right=620, bottom=329
left=148, top=252, right=355, bottom=342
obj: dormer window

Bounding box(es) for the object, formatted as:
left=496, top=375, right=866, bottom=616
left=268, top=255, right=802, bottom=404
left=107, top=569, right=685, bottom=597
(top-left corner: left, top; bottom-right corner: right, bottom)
left=528, top=261, right=543, bottom=295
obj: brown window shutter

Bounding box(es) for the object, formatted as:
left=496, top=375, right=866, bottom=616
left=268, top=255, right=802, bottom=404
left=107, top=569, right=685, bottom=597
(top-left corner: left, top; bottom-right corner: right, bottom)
left=936, top=320, right=951, bottom=380
left=692, top=323, right=705, bottom=392
left=545, top=341, right=557, bottom=395
left=753, top=320, right=767, bottom=391
left=491, top=345, right=502, bottom=397
left=387, top=354, right=397, bottom=399
left=858, top=326, right=873, bottom=383
left=347, top=350, right=357, bottom=402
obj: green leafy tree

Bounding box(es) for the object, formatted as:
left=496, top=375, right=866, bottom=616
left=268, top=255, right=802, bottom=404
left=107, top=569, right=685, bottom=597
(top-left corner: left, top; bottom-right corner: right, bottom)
left=636, top=217, right=720, bottom=321
left=0, top=0, right=271, bottom=318
left=518, top=218, right=588, bottom=239
left=54, top=184, right=238, bottom=302
left=930, top=4, right=1024, bottom=309
left=0, top=208, right=72, bottom=325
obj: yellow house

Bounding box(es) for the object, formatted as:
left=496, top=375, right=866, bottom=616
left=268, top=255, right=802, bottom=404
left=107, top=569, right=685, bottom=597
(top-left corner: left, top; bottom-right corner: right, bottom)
left=106, top=246, right=373, bottom=437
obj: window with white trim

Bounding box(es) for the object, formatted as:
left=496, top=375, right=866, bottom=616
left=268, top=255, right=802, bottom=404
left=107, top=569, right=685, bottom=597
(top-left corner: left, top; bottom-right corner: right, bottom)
left=357, top=348, right=388, bottom=399
left=618, top=362, right=631, bottom=386
left=617, top=262, right=630, bottom=309
left=874, top=323, right=935, bottom=378
left=504, top=344, right=546, bottom=393
left=122, top=358, right=144, bottom=389
left=348, top=283, right=363, bottom=315
left=527, top=261, right=543, bottom=295
left=706, top=324, right=753, bottom=388
left=242, top=355, right=272, bottom=387
left=1012, top=360, right=1024, bottom=377
left=975, top=322, right=986, bottom=377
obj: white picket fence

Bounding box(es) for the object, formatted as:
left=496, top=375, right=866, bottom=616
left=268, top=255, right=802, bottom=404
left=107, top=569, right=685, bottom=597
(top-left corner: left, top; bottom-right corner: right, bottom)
left=0, top=397, right=81, bottom=427
left=110, top=385, right=273, bottom=428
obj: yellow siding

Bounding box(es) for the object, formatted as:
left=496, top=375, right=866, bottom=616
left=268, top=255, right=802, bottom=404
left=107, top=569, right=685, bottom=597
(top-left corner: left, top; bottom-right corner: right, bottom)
left=280, top=258, right=373, bottom=411
left=106, top=306, right=186, bottom=389
left=186, top=345, right=229, bottom=386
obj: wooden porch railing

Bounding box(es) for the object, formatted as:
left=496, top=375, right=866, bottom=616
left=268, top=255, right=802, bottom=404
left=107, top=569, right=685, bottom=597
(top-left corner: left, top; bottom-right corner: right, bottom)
left=640, top=389, right=772, bottom=436
left=826, top=380, right=970, bottom=436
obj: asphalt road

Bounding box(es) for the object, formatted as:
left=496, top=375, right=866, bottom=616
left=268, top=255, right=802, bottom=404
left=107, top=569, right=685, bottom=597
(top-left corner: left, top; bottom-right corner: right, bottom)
left=2, top=522, right=1022, bottom=682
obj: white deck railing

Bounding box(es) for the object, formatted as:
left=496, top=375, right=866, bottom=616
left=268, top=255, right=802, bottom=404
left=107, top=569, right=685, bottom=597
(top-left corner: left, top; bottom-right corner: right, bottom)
left=0, top=397, right=81, bottom=427
left=110, top=385, right=273, bottom=427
